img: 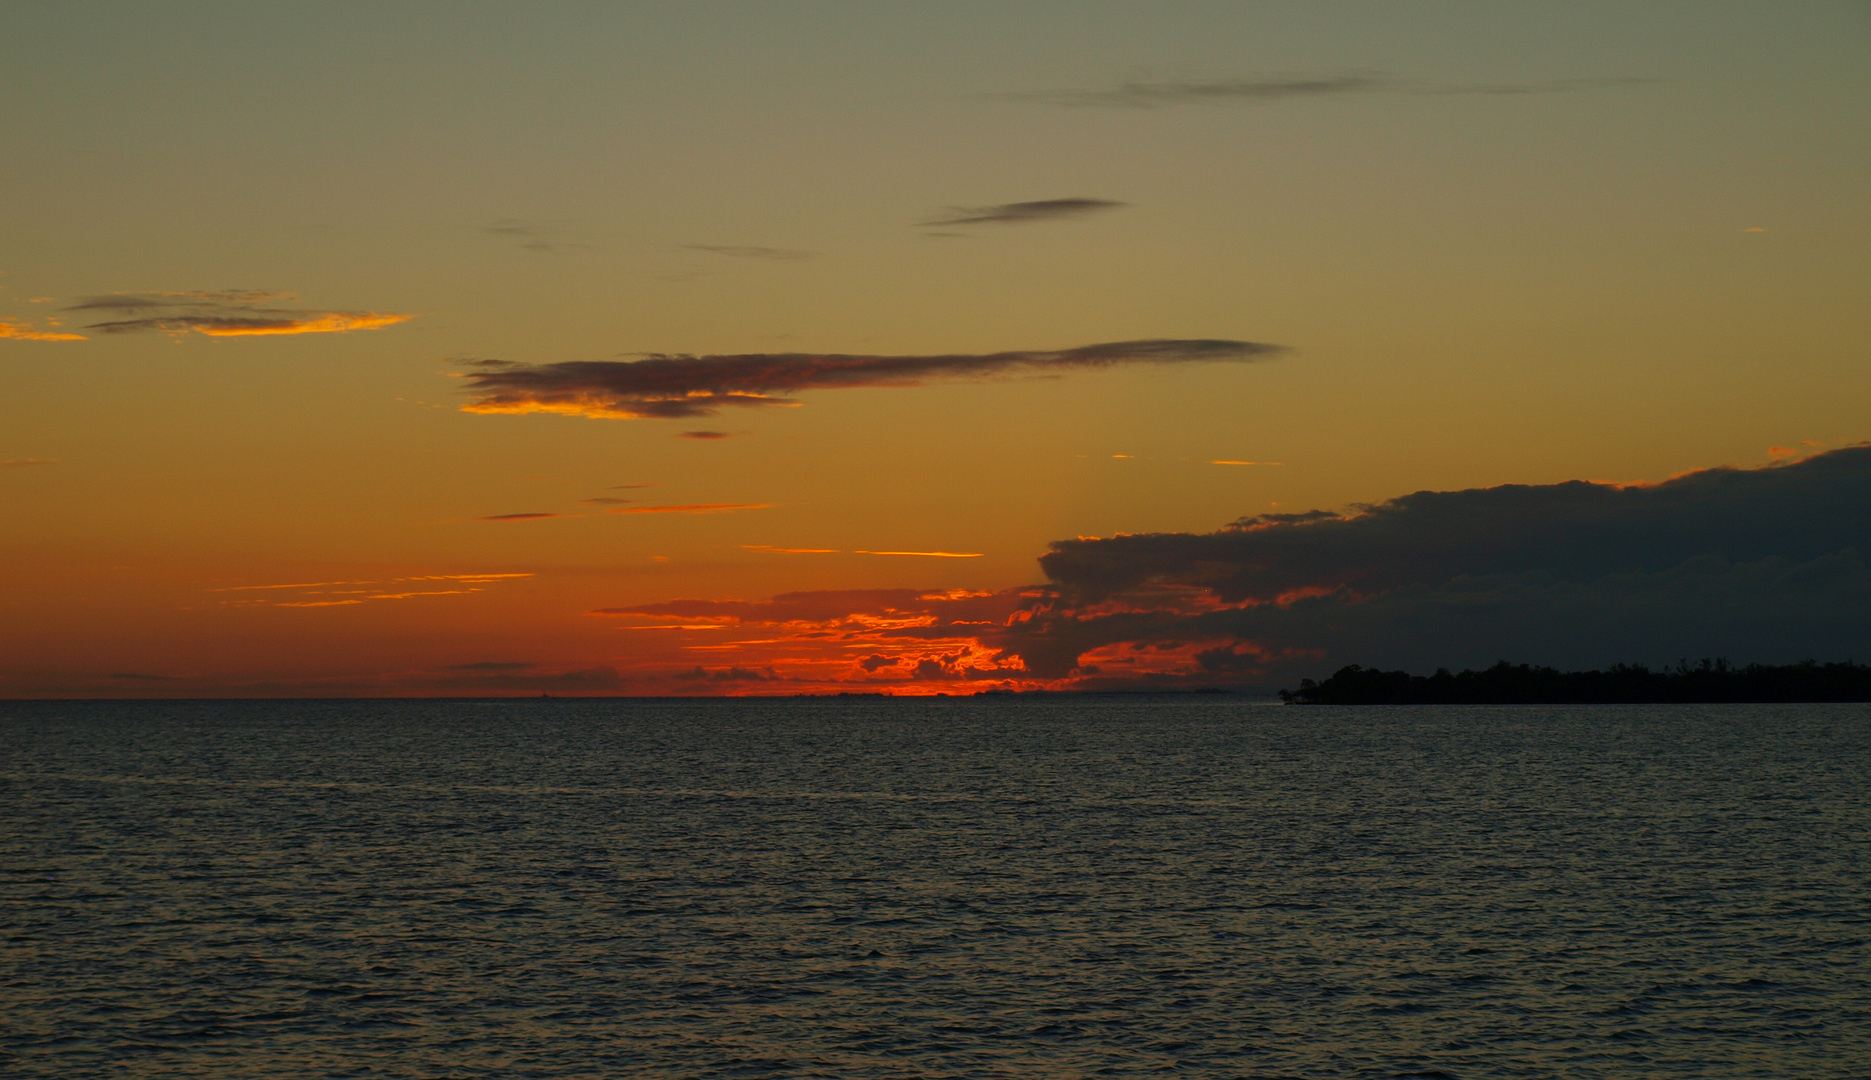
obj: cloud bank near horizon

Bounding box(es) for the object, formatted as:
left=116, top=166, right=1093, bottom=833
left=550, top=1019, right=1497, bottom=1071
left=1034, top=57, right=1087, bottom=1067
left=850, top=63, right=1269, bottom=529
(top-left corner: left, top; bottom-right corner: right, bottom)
left=457, top=339, right=1282, bottom=419
left=592, top=447, right=1871, bottom=691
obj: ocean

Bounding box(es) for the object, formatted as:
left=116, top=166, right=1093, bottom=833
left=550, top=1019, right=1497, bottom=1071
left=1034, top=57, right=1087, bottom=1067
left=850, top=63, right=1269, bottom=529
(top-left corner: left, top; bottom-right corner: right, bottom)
left=2, top=698, right=1866, bottom=1078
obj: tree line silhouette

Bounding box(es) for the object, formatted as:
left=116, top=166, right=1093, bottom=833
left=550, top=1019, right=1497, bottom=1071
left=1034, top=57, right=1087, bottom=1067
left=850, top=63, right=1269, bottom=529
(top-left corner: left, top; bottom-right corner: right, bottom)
left=1280, top=659, right=1871, bottom=704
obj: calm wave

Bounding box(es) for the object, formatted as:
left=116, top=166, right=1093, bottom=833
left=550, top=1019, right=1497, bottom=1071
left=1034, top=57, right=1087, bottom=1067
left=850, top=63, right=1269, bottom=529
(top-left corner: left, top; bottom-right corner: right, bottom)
left=3, top=698, right=1867, bottom=1078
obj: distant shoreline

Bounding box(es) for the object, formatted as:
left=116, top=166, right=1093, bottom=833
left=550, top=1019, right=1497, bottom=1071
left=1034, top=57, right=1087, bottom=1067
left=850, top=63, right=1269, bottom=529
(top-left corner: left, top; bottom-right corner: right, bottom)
left=1281, top=660, right=1871, bottom=704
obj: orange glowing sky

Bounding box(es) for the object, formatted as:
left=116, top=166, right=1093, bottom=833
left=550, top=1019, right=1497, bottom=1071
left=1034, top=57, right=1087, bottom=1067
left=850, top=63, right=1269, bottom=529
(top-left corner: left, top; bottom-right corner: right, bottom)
left=3, top=2, right=1868, bottom=697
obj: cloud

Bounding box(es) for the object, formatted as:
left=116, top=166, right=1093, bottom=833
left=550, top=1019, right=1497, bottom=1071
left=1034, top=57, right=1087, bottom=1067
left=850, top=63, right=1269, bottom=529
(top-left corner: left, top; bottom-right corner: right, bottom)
left=2, top=458, right=57, bottom=467
left=1002, top=74, right=1653, bottom=109
left=457, top=338, right=1281, bottom=419
left=435, top=664, right=622, bottom=691
left=211, top=571, right=532, bottom=608
left=485, top=220, right=591, bottom=254
left=675, top=665, right=782, bottom=683
left=1013, top=444, right=1871, bottom=681
left=679, top=430, right=732, bottom=440
left=585, top=447, right=1871, bottom=693
left=918, top=198, right=1126, bottom=226
left=683, top=244, right=812, bottom=262
left=607, top=503, right=769, bottom=515
left=64, top=290, right=416, bottom=337
left=479, top=512, right=570, bottom=521
left=854, top=550, right=984, bottom=558
left=1, top=317, right=85, bottom=342
left=1211, top=460, right=1282, bottom=466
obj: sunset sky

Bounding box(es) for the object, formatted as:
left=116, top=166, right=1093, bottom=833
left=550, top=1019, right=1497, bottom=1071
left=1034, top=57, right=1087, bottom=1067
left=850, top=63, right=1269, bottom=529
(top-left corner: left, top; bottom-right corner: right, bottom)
left=4, top=1, right=1868, bottom=696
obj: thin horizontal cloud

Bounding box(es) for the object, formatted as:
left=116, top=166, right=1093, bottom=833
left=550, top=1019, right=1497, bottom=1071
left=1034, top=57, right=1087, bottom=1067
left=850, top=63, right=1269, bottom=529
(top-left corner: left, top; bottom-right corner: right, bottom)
left=679, top=430, right=733, bottom=440
left=479, top=512, right=570, bottom=521
left=1003, top=73, right=1652, bottom=109
left=438, top=664, right=621, bottom=691
left=210, top=579, right=377, bottom=592
left=210, top=572, right=531, bottom=608
left=1211, top=460, right=1283, bottom=466
left=855, top=550, right=984, bottom=558
left=485, top=220, right=591, bottom=254
left=2, top=458, right=58, bottom=467
left=458, top=338, right=1282, bottom=419
left=1, top=317, right=85, bottom=341
left=621, top=624, right=728, bottom=631
left=919, top=198, right=1126, bottom=226
left=65, top=290, right=416, bottom=337
left=684, top=244, right=812, bottom=262
left=607, top=503, right=770, bottom=515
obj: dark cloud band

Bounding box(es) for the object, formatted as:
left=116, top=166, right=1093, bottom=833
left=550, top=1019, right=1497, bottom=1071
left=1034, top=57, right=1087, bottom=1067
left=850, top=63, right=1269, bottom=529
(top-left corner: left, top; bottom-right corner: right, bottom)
left=918, top=199, right=1126, bottom=226
left=458, top=338, right=1282, bottom=419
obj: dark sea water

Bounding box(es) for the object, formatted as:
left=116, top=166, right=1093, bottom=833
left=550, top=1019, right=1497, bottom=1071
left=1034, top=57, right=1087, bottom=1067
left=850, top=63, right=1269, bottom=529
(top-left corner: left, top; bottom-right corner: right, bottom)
left=2, top=699, right=1867, bottom=1079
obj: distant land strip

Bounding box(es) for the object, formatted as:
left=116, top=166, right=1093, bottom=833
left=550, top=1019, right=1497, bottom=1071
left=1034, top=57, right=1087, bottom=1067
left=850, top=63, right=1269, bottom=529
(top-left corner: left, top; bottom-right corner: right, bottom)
left=1280, top=660, right=1871, bottom=704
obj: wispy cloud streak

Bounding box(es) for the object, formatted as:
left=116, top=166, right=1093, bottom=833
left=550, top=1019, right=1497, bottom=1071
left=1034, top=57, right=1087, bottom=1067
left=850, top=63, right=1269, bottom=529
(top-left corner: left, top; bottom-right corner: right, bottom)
left=458, top=339, right=1282, bottom=419
left=65, top=290, right=415, bottom=337
left=1003, top=74, right=1652, bottom=109
left=684, top=245, right=812, bottom=261
left=485, top=220, right=591, bottom=254
left=608, top=503, right=769, bottom=515
left=918, top=199, right=1126, bottom=226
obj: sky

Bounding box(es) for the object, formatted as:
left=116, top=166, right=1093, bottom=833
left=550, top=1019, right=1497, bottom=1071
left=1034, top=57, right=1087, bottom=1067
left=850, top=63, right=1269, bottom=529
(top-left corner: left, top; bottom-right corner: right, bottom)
left=3, top=1, right=1868, bottom=697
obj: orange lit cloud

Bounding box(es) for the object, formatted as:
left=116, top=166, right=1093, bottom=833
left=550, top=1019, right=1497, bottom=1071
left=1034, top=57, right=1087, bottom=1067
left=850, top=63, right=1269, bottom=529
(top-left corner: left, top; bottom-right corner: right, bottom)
left=456, top=339, right=1282, bottom=419
left=1, top=317, right=85, bottom=341
left=1211, top=460, right=1283, bottom=466
left=854, top=550, right=984, bottom=558
left=64, top=290, right=416, bottom=337
left=608, top=503, right=770, bottom=515
left=210, top=572, right=533, bottom=608
left=565, top=447, right=1871, bottom=695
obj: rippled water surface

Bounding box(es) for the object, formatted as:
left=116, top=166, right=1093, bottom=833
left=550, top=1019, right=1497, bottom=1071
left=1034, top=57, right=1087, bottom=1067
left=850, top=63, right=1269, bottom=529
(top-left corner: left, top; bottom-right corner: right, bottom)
left=3, top=698, right=1868, bottom=1078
